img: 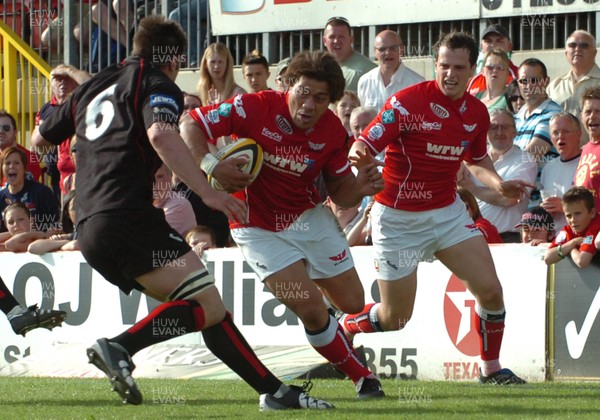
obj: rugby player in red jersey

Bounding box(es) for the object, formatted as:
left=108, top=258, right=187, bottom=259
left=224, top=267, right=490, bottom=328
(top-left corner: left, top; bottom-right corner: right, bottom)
left=182, top=50, right=386, bottom=399
left=344, top=32, right=531, bottom=385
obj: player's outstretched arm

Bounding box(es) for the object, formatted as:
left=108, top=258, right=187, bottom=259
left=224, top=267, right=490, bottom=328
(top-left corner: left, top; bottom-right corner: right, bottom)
left=458, top=167, right=518, bottom=207
left=148, top=122, right=248, bottom=224
left=324, top=136, right=383, bottom=205
left=465, top=156, right=534, bottom=200
left=179, top=114, right=252, bottom=193
left=326, top=140, right=383, bottom=207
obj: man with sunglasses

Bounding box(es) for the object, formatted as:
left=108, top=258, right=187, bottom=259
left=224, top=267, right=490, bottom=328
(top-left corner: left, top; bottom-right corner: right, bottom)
left=357, top=30, right=424, bottom=112
left=513, top=58, right=561, bottom=162
left=323, top=16, right=376, bottom=93
left=548, top=30, right=599, bottom=144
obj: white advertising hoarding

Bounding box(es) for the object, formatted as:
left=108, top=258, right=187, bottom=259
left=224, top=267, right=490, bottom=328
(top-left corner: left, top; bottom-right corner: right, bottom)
left=208, top=0, right=599, bottom=35
left=0, top=245, right=547, bottom=381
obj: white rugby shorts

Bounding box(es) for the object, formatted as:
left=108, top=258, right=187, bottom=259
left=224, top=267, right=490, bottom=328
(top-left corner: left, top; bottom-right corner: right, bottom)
left=231, top=204, right=354, bottom=281
left=371, top=197, right=481, bottom=280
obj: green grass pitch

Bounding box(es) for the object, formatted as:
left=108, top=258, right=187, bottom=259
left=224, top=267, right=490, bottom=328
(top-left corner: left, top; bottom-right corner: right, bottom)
left=1, top=377, right=600, bottom=419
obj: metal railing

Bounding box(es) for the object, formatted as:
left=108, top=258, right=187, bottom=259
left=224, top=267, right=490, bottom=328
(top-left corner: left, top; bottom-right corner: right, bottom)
left=0, top=19, right=52, bottom=148
left=2, top=2, right=597, bottom=71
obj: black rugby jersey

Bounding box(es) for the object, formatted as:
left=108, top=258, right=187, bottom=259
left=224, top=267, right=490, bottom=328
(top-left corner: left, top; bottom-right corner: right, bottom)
left=39, top=57, right=183, bottom=222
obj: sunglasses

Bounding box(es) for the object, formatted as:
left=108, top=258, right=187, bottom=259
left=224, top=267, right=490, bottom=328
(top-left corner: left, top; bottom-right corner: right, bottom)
left=567, top=42, right=590, bottom=50
left=326, top=16, right=350, bottom=26
left=484, top=64, right=506, bottom=72
left=509, top=95, right=524, bottom=102
left=0, top=124, right=13, bottom=132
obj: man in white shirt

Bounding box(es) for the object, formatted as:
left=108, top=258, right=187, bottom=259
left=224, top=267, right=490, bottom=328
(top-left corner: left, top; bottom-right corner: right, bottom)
left=548, top=30, right=599, bottom=117
left=539, top=112, right=582, bottom=232
left=547, top=30, right=600, bottom=144
left=357, top=30, right=424, bottom=112
left=459, top=109, right=538, bottom=242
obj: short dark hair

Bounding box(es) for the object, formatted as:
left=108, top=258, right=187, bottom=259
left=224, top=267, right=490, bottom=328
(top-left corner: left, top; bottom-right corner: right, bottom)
left=0, top=109, right=17, bottom=130
left=242, top=50, right=269, bottom=72
left=519, top=58, right=548, bottom=79
left=182, top=91, right=202, bottom=103
left=132, top=15, right=187, bottom=68
left=434, top=32, right=478, bottom=67
left=283, top=50, right=345, bottom=103
left=562, top=186, right=596, bottom=211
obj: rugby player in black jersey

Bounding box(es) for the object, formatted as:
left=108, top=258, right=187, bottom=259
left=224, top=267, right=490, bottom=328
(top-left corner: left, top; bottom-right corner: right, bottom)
left=32, top=15, right=332, bottom=410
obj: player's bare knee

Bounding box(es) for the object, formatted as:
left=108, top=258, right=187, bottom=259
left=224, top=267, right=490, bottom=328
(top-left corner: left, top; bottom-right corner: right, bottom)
left=296, top=304, right=330, bottom=330
left=476, top=283, right=504, bottom=309
left=168, top=268, right=226, bottom=326
left=336, top=295, right=365, bottom=314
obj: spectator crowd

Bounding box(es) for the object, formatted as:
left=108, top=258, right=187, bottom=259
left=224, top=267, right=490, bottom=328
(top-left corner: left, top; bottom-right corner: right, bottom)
left=1, top=16, right=599, bottom=263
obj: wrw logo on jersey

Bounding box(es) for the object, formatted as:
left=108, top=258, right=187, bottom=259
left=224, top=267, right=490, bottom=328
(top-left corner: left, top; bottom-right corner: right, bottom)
left=425, top=142, right=464, bottom=161
left=263, top=151, right=309, bottom=174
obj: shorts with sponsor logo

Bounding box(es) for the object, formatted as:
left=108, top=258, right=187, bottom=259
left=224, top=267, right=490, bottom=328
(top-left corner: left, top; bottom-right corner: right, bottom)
left=371, top=198, right=481, bottom=280
left=231, top=204, right=354, bottom=281
left=77, top=208, right=191, bottom=294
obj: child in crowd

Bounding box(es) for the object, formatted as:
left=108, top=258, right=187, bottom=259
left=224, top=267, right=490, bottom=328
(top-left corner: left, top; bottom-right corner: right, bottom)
left=545, top=187, right=600, bottom=268
left=334, top=91, right=360, bottom=137
left=185, top=225, right=216, bottom=263
left=242, top=50, right=271, bottom=93
left=28, top=191, right=79, bottom=254
left=516, top=206, right=555, bottom=246
left=0, top=203, right=50, bottom=252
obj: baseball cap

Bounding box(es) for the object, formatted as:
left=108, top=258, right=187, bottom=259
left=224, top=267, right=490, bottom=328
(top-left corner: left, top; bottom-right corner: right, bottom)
left=276, top=57, right=291, bottom=77
left=481, top=24, right=510, bottom=40
left=514, top=206, right=554, bottom=230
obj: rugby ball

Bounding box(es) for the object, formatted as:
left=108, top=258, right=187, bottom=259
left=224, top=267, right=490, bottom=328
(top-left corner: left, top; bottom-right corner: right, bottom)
left=208, top=138, right=263, bottom=191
